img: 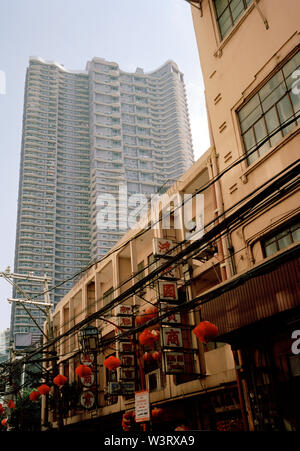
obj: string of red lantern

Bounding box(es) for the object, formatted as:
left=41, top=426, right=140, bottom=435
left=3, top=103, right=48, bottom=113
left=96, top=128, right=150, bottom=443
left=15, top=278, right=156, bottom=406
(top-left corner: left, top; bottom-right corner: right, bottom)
left=37, top=384, right=51, bottom=395
left=75, top=364, right=92, bottom=378
left=7, top=400, right=16, bottom=409
left=53, top=374, right=68, bottom=387
left=138, top=328, right=160, bottom=346
left=29, top=391, right=41, bottom=402
left=103, top=355, right=121, bottom=371
left=192, top=321, right=219, bottom=343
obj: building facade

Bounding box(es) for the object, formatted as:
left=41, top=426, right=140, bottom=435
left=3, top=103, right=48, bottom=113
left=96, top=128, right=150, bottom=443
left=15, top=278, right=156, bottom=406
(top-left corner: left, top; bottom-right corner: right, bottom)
left=190, top=0, right=300, bottom=430
left=41, top=0, right=300, bottom=432
left=43, top=150, right=243, bottom=432
left=11, top=57, right=194, bottom=349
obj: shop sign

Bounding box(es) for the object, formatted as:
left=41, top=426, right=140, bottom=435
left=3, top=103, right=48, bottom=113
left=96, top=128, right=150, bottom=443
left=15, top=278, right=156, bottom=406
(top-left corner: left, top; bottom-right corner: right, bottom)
left=81, top=373, right=95, bottom=387
left=135, top=390, right=150, bottom=423
left=117, top=315, right=133, bottom=328
left=116, top=305, right=132, bottom=316
left=153, top=238, right=173, bottom=258
left=107, top=381, right=135, bottom=396
left=118, top=341, right=134, bottom=353
left=158, top=280, right=178, bottom=302
left=120, top=354, right=135, bottom=367
left=163, top=352, right=185, bottom=374
left=80, top=390, right=95, bottom=409
left=160, top=303, right=181, bottom=324
left=161, top=327, right=183, bottom=348
left=159, top=259, right=178, bottom=279
left=80, top=352, right=95, bottom=366
left=119, top=367, right=136, bottom=380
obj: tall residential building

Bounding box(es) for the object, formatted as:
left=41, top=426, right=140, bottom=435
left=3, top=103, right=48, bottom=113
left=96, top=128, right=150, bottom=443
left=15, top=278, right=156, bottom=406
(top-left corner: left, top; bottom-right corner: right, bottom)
left=11, top=56, right=194, bottom=347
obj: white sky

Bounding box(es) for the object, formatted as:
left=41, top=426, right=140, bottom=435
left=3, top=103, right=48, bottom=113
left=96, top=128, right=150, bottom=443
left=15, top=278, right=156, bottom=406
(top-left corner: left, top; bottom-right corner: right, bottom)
left=0, top=0, right=210, bottom=331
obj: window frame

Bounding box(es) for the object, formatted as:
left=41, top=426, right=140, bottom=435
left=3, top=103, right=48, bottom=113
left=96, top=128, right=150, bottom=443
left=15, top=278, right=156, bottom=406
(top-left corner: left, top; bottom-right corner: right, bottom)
left=261, top=215, right=300, bottom=259
left=237, top=48, right=300, bottom=166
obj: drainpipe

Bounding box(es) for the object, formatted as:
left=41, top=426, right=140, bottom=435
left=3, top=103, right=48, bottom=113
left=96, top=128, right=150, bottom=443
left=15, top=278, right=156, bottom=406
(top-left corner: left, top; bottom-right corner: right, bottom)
left=205, top=93, right=250, bottom=431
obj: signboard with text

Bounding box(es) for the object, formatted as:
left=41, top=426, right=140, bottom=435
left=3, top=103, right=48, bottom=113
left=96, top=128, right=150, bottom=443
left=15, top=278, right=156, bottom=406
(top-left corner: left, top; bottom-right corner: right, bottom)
left=135, top=390, right=150, bottom=423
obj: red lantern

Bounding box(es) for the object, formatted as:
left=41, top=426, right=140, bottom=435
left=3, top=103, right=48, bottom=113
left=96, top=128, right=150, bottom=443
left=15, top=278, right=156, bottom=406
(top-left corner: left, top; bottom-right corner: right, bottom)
left=75, top=364, right=92, bottom=378
left=122, top=411, right=135, bottom=431
left=152, top=351, right=161, bottom=361
left=142, top=352, right=153, bottom=362
left=7, top=400, right=16, bottom=409
left=29, top=391, right=41, bottom=402
left=135, top=315, right=146, bottom=326
left=151, top=407, right=163, bottom=418
left=37, top=384, right=51, bottom=395
left=53, top=374, right=68, bottom=387
left=104, top=355, right=121, bottom=371
left=192, top=321, right=219, bottom=343
left=144, top=306, right=158, bottom=322
left=175, top=424, right=190, bottom=431
left=1, top=419, right=7, bottom=426
left=139, top=329, right=160, bottom=346
left=0, top=407, right=4, bottom=415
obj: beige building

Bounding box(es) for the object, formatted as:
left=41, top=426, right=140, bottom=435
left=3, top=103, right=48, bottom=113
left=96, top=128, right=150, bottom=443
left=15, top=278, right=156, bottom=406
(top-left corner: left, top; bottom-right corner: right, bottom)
left=44, top=149, right=242, bottom=432
left=190, top=0, right=300, bottom=431
left=43, top=0, right=300, bottom=432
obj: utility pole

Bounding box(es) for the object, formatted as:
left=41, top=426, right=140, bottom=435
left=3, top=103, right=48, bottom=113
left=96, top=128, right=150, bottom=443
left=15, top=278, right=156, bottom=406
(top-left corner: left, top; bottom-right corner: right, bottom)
left=1, top=268, right=54, bottom=430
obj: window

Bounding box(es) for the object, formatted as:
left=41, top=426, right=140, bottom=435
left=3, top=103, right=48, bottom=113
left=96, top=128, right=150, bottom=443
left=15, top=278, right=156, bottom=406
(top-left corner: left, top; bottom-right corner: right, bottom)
left=214, top=0, right=252, bottom=40
left=238, top=50, right=300, bottom=165
left=262, top=217, right=300, bottom=258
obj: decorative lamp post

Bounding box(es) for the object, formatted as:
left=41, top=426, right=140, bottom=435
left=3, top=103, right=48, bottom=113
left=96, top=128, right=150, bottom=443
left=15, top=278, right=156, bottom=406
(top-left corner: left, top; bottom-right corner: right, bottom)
left=78, top=325, right=99, bottom=351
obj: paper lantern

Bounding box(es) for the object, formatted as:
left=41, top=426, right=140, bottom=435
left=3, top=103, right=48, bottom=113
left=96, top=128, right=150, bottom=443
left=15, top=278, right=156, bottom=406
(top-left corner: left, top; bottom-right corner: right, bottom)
left=75, top=364, right=92, bottom=378
left=29, top=391, right=41, bottom=402
left=7, top=400, right=16, bottom=409
left=144, top=306, right=158, bottom=322
left=142, top=352, right=153, bottom=362
left=139, top=329, right=160, bottom=346
left=175, top=424, right=190, bottom=431
left=152, top=351, right=161, bottom=361
left=1, top=419, right=7, bottom=426
left=193, top=321, right=219, bottom=343
left=151, top=407, right=163, bottom=418
left=53, top=374, right=68, bottom=387
left=135, top=314, right=146, bottom=326
left=37, top=384, right=51, bottom=395
left=104, top=355, right=121, bottom=371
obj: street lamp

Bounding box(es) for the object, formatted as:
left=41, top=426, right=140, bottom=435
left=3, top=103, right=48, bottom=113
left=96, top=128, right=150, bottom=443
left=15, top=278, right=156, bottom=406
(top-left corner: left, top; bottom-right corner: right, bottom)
left=78, top=326, right=99, bottom=352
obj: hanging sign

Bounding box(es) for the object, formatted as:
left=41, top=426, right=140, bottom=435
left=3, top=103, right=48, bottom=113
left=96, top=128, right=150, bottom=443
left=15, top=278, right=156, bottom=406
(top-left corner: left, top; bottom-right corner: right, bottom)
left=81, top=373, right=95, bottom=387
left=80, top=390, right=95, bottom=409
left=152, top=238, right=173, bottom=258
left=163, top=352, right=185, bottom=374
left=117, top=315, right=133, bottom=328
left=116, top=305, right=132, bottom=316
left=158, top=280, right=178, bottom=302
left=159, top=259, right=178, bottom=279
left=135, top=390, right=150, bottom=423
left=119, top=367, right=136, bottom=380
left=160, top=303, right=181, bottom=324
left=118, top=341, right=134, bottom=353
left=162, top=327, right=183, bottom=348
left=80, top=352, right=95, bottom=366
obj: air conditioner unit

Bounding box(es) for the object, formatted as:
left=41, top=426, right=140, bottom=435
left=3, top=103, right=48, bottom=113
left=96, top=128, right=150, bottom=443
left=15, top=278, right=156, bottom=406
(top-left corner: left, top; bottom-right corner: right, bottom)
left=145, top=369, right=162, bottom=392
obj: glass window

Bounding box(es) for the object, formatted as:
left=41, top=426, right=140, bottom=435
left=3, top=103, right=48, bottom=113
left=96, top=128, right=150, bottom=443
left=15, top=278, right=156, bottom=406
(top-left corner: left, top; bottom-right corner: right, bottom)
left=262, top=217, right=300, bottom=257
left=238, top=50, right=300, bottom=165
left=214, top=0, right=253, bottom=40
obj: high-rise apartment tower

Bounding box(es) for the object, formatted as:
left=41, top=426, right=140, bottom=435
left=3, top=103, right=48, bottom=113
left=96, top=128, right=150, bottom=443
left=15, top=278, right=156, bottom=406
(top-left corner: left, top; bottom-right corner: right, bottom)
left=11, top=56, right=194, bottom=347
